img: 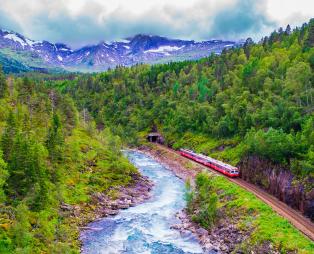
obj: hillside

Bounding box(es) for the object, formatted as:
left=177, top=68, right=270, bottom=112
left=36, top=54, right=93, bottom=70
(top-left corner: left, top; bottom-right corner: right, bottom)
left=0, top=71, right=140, bottom=253
left=53, top=19, right=314, bottom=217
left=59, top=19, right=314, bottom=170
left=0, top=16, right=313, bottom=253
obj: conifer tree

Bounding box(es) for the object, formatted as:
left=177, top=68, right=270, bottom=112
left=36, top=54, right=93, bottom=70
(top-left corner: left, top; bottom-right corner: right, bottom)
left=0, top=66, right=8, bottom=99
left=45, top=113, right=64, bottom=162
left=0, top=149, right=8, bottom=202
left=243, top=37, right=254, bottom=59
left=285, top=24, right=291, bottom=35
left=7, top=133, right=48, bottom=202
left=304, top=18, right=314, bottom=49
left=1, top=111, right=18, bottom=161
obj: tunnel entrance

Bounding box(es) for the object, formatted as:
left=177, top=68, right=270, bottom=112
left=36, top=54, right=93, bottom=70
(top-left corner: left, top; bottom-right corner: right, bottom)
left=147, top=132, right=164, bottom=144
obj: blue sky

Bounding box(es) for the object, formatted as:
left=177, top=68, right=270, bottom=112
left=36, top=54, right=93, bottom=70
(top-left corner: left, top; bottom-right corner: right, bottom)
left=0, top=0, right=313, bottom=48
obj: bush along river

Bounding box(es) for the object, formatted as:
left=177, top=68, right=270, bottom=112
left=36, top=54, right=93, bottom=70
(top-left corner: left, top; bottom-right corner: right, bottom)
left=80, top=150, right=206, bottom=254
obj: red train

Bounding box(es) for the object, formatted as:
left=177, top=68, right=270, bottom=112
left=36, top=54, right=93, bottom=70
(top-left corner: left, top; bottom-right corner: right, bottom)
left=179, top=149, right=240, bottom=177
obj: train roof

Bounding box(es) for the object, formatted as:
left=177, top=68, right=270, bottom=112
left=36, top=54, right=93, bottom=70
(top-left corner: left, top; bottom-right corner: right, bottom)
left=197, top=153, right=238, bottom=171
left=180, top=148, right=238, bottom=171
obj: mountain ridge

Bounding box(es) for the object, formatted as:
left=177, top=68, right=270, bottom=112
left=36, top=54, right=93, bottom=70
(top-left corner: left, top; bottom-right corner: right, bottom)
left=0, top=28, right=241, bottom=73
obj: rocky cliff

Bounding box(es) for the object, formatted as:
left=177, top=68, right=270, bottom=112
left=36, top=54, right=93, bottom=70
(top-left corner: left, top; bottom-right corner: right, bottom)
left=239, top=156, right=314, bottom=221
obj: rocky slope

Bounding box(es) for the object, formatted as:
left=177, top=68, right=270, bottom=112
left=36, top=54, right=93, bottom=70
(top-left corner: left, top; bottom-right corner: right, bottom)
left=239, top=156, right=314, bottom=221
left=0, top=28, right=241, bottom=72
left=62, top=173, right=153, bottom=230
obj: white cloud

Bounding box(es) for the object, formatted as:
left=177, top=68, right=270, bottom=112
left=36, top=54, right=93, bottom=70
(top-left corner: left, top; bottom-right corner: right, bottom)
left=266, top=0, right=313, bottom=25
left=0, top=0, right=312, bottom=47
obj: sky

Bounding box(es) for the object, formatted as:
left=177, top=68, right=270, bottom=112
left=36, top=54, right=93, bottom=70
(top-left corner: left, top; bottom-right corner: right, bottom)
left=0, top=0, right=313, bottom=48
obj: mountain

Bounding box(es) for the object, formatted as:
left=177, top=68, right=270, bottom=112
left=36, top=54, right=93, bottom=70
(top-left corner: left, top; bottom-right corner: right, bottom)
left=0, top=28, right=241, bottom=73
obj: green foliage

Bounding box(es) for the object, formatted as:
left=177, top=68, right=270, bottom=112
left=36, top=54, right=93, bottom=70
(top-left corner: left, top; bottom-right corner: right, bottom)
left=0, top=67, right=8, bottom=98
left=304, top=18, right=314, bottom=49
left=0, top=73, right=138, bottom=253
left=0, top=53, right=30, bottom=74
left=52, top=19, right=314, bottom=175
left=0, top=18, right=313, bottom=253
left=186, top=172, right=217, bottom=229
left=184, top=179, right=194, bottom=213
left=244, top=128, right=298, bottom=163
left=10, top=204, right=33, bottom=251
left=0, top=48, right=67, bottom=74
left=46, top=113, right=65, bottom=162
left=208, top=174, right=314, bottom=253
left=6, top=132, right=48, bottom=204
left=0, top=149, right=8, bottom=203
left=1, top=111, right=20, bottom=162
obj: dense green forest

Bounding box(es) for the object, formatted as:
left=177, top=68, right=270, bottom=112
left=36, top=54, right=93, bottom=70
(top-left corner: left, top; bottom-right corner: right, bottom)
left=0, top=71, right=138, bottom=253
left=49, top=19, right=314, bottom=177
left=0, top=18, right=313, bottom=253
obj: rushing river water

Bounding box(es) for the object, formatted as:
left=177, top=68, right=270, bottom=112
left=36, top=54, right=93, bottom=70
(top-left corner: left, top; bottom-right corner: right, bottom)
left=80, top=150, right=204, bottom=254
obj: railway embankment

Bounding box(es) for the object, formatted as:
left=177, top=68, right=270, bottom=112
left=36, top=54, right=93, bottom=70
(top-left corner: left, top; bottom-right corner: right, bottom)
left=140, top=144, right=314, bottom=253
left=239, top=156, right=314, bottom=221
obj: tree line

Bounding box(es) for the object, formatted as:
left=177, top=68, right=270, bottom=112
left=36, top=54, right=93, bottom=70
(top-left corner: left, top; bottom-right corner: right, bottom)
left=52, top=19, right=314, bottom=176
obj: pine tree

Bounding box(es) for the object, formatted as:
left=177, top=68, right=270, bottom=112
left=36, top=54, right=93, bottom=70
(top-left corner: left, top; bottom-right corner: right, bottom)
left=1, top=111, right=18, bottom=161
left=262, top=36, right=269, bottom=48
left=285, top=24, right=291, bottom=35
left=243, top=38, right=254, bottom=59
left=7, top=133, right=48, bottom=201
left=18, top=77, right=34, bottom=105
left=0, top=149, right=8, bottom=202
left=45, top=113, right=64, bottom=162
left=172, top=81, right=180, bottom=97
left=304, top=18, right=314, bottom=49
left=278, top=27, right=284, bottom=40
left=0, top=66, right=8, bottom=99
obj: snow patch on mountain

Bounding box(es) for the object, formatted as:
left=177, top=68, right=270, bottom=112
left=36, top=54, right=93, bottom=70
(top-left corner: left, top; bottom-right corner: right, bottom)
left=0, top=29, right=241, bottom=72
left=4, top=34, right=27, bottom=47
left=144, top=45, right=184, bottom=54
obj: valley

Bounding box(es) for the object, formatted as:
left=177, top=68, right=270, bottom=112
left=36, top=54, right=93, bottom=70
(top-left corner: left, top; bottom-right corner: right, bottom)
left=0, top=13, right=313, bottom=254
left=144, top=144, right=314, bottom=243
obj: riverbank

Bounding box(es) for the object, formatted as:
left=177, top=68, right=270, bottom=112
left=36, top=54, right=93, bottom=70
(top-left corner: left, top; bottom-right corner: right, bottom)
left=68, top=173, right=153, bottom=251
left=76, top=173, right=153, bottom=224
left=137, top=145, right=251, bottom=253
left=80, top=150, right=205, bottom=253
left=139, top=144, right=314, bottom=254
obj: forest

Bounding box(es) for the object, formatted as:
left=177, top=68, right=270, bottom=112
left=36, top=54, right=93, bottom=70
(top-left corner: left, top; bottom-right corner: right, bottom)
left=0, top=18, right=313, bottom=253
left=0, top=72, right=138, bottom=252
left=49, top=19, right=314, bottom=177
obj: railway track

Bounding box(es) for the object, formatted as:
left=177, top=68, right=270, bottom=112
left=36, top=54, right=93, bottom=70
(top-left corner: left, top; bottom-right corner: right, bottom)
left=154, top=143, right=314, bottom=241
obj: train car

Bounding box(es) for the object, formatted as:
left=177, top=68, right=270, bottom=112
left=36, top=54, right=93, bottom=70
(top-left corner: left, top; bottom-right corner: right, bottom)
left=179, top=149, right=239, bottom=177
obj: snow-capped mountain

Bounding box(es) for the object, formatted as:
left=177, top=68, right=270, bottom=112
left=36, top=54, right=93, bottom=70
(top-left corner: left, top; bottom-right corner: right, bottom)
left=0, top=28, right=241, bottom=72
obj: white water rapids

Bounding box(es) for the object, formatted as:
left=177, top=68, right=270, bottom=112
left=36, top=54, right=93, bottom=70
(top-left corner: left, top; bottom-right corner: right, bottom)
left=81, top=150, right=207, bottom=254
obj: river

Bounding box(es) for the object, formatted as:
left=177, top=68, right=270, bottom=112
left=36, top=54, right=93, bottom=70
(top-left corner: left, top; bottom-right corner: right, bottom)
left=80, top=150, right=204, bottom=254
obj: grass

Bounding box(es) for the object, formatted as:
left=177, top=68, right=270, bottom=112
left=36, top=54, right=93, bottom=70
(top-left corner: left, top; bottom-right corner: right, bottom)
left=62, top=127, right=138, bottom=204
left=151, top=144, right=314, bottom=253
left=210, top=174, right=314, bottom=253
